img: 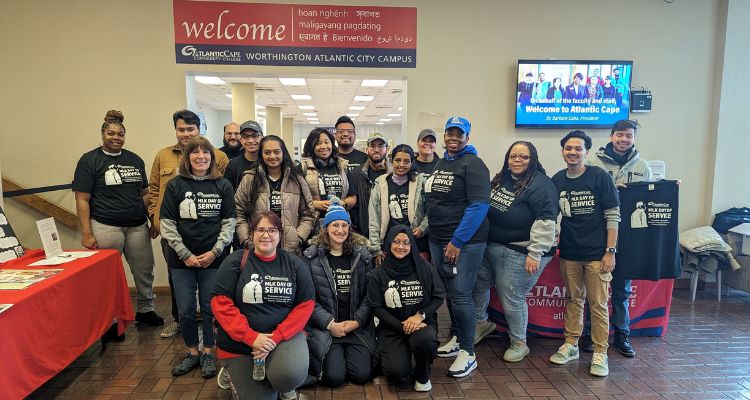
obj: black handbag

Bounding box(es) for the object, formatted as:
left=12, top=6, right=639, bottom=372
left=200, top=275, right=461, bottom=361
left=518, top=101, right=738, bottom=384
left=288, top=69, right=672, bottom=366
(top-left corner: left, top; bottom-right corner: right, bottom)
left=712, top=207, right=750, bottom=233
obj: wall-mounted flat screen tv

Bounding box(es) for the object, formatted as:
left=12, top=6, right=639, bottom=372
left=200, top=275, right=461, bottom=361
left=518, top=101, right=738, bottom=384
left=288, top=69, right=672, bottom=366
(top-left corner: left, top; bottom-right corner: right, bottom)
left=515, top=60, right=632, bottom=129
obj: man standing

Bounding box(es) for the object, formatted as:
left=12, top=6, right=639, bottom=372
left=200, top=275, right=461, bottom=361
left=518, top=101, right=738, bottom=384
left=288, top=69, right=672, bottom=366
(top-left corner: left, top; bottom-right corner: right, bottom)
left=223, top=120, right=263, bottom=190
left=533, top=72, right=550, bottom=101
left=549, top=130, right=620, bottom=377
left=148, top=110, right=229, bottom=338
left=334, top=116, right=368, bottom=172
left=580, top=119, right=652, bottom=358
left=218, top=122, right=243, bottom=159
left=564, top=73, right=587, bottom=100
left=362, top=132, right=392, bottom=186
left=414, top=129, right=440, bottom=176
left=611, top=67, right=630, bottom=109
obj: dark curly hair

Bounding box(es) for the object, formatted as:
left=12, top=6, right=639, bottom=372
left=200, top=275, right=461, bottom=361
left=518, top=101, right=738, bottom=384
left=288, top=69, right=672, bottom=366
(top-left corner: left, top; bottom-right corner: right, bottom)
left=491, top=141, right=546, bottom=196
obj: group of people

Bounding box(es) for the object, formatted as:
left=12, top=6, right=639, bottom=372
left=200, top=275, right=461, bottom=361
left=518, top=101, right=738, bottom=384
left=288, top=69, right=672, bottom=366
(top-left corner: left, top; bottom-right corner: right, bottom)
left=73, top=108, right=651, bottom=399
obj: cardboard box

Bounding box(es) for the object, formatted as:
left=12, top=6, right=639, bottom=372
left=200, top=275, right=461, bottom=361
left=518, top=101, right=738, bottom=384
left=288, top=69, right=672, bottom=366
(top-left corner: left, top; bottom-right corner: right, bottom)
left=728, top=223, right=750, bottom=256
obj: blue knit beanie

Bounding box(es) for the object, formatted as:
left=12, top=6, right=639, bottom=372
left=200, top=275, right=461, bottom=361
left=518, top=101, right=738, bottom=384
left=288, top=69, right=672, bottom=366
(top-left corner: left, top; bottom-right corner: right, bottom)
left=322, top=196, right=351, bottom=227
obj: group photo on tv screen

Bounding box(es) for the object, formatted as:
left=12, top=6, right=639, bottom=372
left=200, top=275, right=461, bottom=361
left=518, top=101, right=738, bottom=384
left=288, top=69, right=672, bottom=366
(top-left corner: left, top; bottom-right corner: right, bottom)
left=515, top=60, right=632, bottom=128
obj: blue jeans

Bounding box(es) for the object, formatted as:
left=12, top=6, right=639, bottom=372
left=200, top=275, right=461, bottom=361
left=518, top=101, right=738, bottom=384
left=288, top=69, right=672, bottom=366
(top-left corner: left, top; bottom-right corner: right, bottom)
left=170, top=267, right=217, bottom=348
left=476, top=243, right=550, bottom=344
left=430, top=241, right=486, bottom=354
left=583, top=271, right=631, bottom=335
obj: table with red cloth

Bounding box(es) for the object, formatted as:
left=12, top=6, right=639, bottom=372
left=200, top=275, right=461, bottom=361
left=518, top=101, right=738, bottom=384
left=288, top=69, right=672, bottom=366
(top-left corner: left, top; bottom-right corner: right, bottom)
left=0, top=249, right=134, bottom=400
left=488, top=253, right=674, bottom=337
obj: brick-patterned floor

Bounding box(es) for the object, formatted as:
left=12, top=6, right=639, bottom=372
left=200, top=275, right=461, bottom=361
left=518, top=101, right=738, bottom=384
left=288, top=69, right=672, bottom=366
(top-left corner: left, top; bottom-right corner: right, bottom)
left=29, top=287, right=750, bottom=399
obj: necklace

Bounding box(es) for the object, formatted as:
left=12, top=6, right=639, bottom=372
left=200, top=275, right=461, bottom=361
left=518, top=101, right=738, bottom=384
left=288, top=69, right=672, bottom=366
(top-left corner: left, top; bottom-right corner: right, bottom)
left=268, top=176, right=282, bottom=192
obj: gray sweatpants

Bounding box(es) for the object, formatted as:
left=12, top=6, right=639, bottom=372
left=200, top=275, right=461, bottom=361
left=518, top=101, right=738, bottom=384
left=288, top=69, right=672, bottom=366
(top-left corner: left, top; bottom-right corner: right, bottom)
left=91, top=220, right=156, bottom=312
left=224, top=332, right=309, bottom=400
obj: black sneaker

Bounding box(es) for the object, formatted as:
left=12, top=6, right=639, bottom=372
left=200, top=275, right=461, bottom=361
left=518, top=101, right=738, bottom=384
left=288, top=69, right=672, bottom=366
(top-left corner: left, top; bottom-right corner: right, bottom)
left=172, top=353, right=201, bottom=376
left=201, top=353, right=218, bottom=378
left=136, top=311, right=165, bottom=326
left=614, top=331, right=635, bottom=358
left=579, top=335, right=594, bottom=353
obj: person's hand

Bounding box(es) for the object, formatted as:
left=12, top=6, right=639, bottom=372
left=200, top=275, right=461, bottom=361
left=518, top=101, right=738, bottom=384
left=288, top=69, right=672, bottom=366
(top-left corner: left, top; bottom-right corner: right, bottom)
left=313, top=200, right=330, bottom=211
left=81, top=234, right=98, bottom=250
left=402, top=314, right=424, bottom=334
left=374, top=253, right=384, bottom=267
left=149, top=223, right=160, bottom=239
left=343, top=320, right=360, bottom=333
left=252, top=333, right=276, bottom=353
left=252, top=349, right=269, bottom=360
left=412, top=227, right=424, bottom=238
left=184, top=255, right=201, bottom=268
left=328, top=321, right=348, bottom=337
left=616, top=183, right=627, bottom=189
left=196, top=251, right=217, bottom=268
left=444, top=243, right=461, bottom=265
left=601, top=252, right=616, bottom=273
left=525, top=256, right=540, bottom=274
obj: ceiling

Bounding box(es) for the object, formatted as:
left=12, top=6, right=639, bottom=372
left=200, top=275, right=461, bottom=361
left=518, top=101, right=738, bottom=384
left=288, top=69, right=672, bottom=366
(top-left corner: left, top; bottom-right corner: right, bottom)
left=193, top=76, right=404, bottom=127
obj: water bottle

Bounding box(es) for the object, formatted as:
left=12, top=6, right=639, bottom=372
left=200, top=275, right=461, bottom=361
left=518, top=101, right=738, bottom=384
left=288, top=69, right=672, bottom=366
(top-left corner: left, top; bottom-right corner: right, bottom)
left=253, top=358, right=266, bottom=381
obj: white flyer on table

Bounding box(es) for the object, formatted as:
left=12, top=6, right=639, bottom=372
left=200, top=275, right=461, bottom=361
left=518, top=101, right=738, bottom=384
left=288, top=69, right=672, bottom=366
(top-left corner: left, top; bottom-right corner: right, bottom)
left=36, top=217, right=63, bottom=259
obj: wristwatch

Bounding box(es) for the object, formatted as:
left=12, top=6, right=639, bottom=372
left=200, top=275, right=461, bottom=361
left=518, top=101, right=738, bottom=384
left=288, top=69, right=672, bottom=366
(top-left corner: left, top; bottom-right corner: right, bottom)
left=606, top=247, right=617, bottom=254
left=417, top=311, right=426, bottom=321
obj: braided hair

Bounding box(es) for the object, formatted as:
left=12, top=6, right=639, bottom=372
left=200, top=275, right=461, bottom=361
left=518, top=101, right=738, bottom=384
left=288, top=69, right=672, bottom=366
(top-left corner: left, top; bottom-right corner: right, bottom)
left=490, top=141, right=546, bottom=196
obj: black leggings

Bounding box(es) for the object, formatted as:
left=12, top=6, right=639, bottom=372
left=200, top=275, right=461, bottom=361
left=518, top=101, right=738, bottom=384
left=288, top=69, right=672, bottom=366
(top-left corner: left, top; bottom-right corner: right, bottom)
left=376, top=324, right=438, bottom=384
left=321, top=334, right=372, bottom=387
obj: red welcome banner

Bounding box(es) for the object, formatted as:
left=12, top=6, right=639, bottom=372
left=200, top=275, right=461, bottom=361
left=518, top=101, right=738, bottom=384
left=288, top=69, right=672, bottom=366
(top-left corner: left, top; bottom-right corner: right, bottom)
left=488, top=255, right=675, bottom=337
left=173, top=0, right=417, bottom=67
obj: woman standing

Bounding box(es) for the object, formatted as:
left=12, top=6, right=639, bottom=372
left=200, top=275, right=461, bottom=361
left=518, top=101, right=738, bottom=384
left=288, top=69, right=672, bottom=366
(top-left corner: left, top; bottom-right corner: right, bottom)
left=235, top=135, right=316, bottom=255
left=73, top=110, right=163, bottom=327
left=160, top=136, right=236, bottom=378
left=546, top=78, right=564, bottom=105
left=304, top=199, right=375, bottom=387
left=212, top=211, right=315, bottom=400
left=367, top=225, right=445, bottom=392
left=475, top=141, right=558, bottom=362
left=368, top=144, right=429, bottom=264
left=297, top=128, right=357, bottom=212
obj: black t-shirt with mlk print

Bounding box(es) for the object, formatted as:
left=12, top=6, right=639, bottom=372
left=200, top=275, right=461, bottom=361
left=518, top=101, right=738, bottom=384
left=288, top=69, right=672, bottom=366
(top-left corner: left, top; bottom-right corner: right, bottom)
left=488, top=171, right=559, bottom=244
left=160, top=176, right=236, bottom=256
left=552, top=166, right=620, bottom=261
left=268, top=176, right=282, bottom=216
left=386, top=179, right=409, bottom=229
left=328, top=252, right=353, bottom=322
left=339, top=149, right=368, bottom=173
left=377, top=269, right=424, bottom=323
left=425, top=154, right=490, bottom=245
left=317, top=163, right=356, bottom=200
left=73, top=148, right=148, bottom=227
left=213, top=250, right=315, bottom=355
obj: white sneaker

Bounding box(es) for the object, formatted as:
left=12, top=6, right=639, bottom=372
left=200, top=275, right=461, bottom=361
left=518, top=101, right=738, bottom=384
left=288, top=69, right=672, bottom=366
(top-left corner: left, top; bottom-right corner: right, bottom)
left=414, top=379, right=432, bottom=392
left=279, top=390, right=297, bottom=399
left=447, top=349, right=477, bottom=378
left=160, top=321, right=180, bottom=338
left=549, top=343, right=579, bottom=365
left=437, top=336, right=460, bottom=358
left=590, top=352, right=609, bottom=377
left=217, top=366, right=231, bottom=389
left=474, top=320, right=497, bottom=345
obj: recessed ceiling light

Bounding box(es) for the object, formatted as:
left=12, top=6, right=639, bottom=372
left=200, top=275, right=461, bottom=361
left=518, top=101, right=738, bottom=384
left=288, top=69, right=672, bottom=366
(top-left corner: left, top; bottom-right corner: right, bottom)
left=195, top=76, right=226, bottom=85
left=354, top=95, right=374, bottom=102
left=349, top=106, right=365, bottom=111
left=397, top=107, right=403, bottom=111
left=279, top=78, right=307, bottom=86
left=291, top=94, right=312, bottom=100
left=255, top=105, right=265, bottom=109
left=298, top=105, right=315, bottom=110
left=346, top=113, right=359, bottom=117
left=303, top=112, right=317, bottom=117
left=307, top=118, right=319, bottom=121
left=361, top=80, right=389, bottom=87
left=375, top=122, right=385, bottom=125
left=225, top=94, right=232, bottom=99
left=379, top=118, right=392, bottom=122
left=387, top=113, right=402, bottom=117
left=257, top=112, right=266, bottom=116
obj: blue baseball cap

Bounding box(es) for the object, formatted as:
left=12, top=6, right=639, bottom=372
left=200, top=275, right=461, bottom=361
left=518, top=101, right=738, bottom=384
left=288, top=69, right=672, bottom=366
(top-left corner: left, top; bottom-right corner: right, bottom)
left=445, top=116, right=471, bottom=135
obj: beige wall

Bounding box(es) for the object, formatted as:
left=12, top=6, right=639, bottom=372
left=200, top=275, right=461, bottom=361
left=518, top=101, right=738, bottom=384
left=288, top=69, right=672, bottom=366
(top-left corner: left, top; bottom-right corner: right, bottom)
left=0, top=0, right=735, bottom=287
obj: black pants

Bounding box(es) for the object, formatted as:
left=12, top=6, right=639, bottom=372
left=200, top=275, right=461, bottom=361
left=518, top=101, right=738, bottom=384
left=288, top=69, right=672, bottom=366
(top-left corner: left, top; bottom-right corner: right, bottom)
left=376, top=324, right=437, bottom=384
left=160, top=238, right=179, bottom=322
left=322, top=334, right=372, bottom=387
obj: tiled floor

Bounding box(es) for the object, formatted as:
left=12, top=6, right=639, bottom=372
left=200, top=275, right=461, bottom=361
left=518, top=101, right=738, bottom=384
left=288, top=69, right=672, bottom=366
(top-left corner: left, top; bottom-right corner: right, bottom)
left=29, top=287, right=750, bottom=399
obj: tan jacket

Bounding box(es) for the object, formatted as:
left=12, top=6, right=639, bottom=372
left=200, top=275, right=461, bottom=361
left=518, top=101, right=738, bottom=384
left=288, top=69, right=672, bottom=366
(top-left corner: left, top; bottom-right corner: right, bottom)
left=147, top=144, right=229, bottom=234
left=234, top=167, right=317, bottom=255
left=299, top=157, right=349, bottom=200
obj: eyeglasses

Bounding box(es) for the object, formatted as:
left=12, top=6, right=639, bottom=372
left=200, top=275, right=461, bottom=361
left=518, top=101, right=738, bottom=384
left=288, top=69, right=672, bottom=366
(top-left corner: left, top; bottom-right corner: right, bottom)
left=392, top=239, right=411, bottom=247
left=508, top=154, right=531, bottom=161
left=254, top=227, right=279, bottom=236
left=336, top=129, right=355, bottom=134
left=241, top=132, right=263, bottom=139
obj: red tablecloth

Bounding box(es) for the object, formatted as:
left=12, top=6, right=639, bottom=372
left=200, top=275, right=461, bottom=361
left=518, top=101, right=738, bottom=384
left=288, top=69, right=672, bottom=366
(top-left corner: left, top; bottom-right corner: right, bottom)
left=488, top=253, right=675, bottom=337
left=0, top=249, right=134, bottom=400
